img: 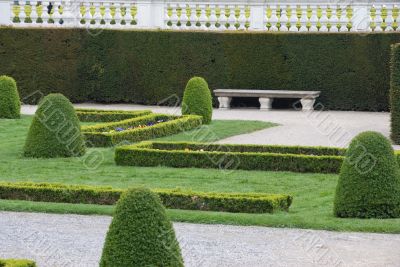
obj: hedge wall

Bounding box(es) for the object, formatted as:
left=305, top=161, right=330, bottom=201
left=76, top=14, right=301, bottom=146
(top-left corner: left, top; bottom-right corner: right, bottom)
left=0, top=182, right=293, bottom=213
left=1, top=28, right=399, bottom=110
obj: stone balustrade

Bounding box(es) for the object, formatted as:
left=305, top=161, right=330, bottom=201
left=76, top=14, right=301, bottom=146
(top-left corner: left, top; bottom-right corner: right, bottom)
left=0, top=0, right=399, bottom=32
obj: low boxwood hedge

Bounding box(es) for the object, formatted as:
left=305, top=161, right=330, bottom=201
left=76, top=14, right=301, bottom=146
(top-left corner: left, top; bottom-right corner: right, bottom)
left=115, top=141, right=345, bottom=173
left=0, top=259, right=36, bottom=267
left=83, top=115, right=202, bottom=147
left=76, top=108, right=152, bottom=122
left=0, top=182, right=293, bottom=213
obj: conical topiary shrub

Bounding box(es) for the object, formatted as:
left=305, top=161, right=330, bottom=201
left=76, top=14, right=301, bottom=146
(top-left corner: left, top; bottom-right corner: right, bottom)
left=23, top=93, right=86, bottom=158
left=181, top=77, right=213, bottom=124
left=334, top=131, right=400, bottom=218
left=100, top=188, right=184, bottom=267
left=0, top=76, right=20, bottom=119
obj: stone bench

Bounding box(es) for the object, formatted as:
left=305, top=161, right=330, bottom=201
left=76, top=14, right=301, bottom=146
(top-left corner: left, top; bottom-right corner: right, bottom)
left=214, top=89, right=321, bottom=111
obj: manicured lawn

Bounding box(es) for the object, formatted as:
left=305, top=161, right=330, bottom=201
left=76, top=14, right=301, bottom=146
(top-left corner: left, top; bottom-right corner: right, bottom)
left=0, top=116, right=399, bottom=233
left=156, top=119, right=277, bottom=142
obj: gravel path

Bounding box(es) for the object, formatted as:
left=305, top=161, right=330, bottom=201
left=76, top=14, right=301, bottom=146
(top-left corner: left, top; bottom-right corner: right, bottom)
left=22, top=104, right=392, bottom=148
left=1, top=211, right=399, bottom=267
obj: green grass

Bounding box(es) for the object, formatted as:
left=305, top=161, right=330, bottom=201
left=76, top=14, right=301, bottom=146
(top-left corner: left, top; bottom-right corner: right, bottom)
left=156, top=120, right=276, bottom=142
left=0, top=116, right=399, bottom=233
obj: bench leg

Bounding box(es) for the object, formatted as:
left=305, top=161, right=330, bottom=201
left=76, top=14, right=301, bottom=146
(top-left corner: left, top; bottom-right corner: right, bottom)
left=218, top=97, right=232, bottom=109
left=300, top=98, right=316, bottom=111
left=259, top=98, right=273, bottom=110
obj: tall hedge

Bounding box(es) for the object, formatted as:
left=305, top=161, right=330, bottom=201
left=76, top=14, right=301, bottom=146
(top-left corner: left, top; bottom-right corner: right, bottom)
left=390, top=43, right=400, bottom=143
left=334, top=131, right=400, bottom=218
left=23, top=93, right=86, bottom=158
left=0, top=76, right=20, bottom=119
left=182, top=77, right=213, bottom=124
left=100, top=188, right=184, bottom=267
left=0, top=28, right=399, bottom=110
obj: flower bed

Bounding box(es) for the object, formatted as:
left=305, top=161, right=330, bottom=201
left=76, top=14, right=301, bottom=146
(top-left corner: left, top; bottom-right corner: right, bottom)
left=115, top=141, right=345, bottom=173
left=76, top=108, right=152, bottom=122
left=0, top=182, right=293, bottom=214
left=82, top=114, right=203, bottom=147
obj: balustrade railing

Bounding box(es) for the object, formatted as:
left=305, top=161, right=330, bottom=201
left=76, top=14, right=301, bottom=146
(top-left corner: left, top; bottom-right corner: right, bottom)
left=0, top=0, right=399, bottom=32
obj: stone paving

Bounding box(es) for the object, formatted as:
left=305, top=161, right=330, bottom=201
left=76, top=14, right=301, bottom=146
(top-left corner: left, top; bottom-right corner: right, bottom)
left=1, top=211, right=400, bottom=267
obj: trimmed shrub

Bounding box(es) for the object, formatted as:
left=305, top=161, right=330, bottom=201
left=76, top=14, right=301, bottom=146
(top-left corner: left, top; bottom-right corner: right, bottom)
left=0, top=76, right=20, bottom=119
left=0, top=259, right=36, bottom=267
left=23, top=93, right=86, bottom=158
left=1, top=28, right=400, bottom=111
left=76, top=109, right=152, bottom=122
left=83, top=115, right=202, bottom=147
left=100, top=188, right=184, bottom=267
left=390, top=44, right=400, bottom=143
left=115, top=141, right=344, bottom=173
left=0, top=182, right=292, bottom=213
left=334, top=131, right=400, bottom=218
left=182, top=77, right=213, bottom=124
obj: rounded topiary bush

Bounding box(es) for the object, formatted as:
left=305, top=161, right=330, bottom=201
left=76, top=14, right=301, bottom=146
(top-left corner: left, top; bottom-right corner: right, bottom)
left=181, top=76, right=212, bottom=124
left=100, top=188, right=184, bottom=267
left=0, top=76, right=20, bottom=119
left=23, top=93, right=86, bottom=158
left=334, top=131, right=400, bottom=218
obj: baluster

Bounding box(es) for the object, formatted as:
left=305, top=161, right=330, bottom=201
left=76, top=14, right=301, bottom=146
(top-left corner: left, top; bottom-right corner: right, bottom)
left=329, top=5, right=339, bottom=32
left=83, top=2, right=91, bottom=26
left=164, top=4, right=171, bottom=28
left=289, top=5, right=298, bottom=31
left=395, top=5, right=400, bottom=31
left=62, top=0, right=75, bottom=27
left=170, top=5, right=179, bottom=29
left=188, top=5, right=197, bottom=29
left=18, top=0, right=26, bottom=25
left=113, top=3, right=122, bottom=27
left=238, top=5, right=246, bottom=30
left=92, top=2, right=102, bottom=26
left=385, top=5, right=394, bottom=31
left=298, top=5, right=307, bottom=32
left=218, top=6, right=227, bottom=30
left=209, top=5, right=217, bottom=30
left=374, top=5, right=383, bottom=31
left=52, top=1, right=61, bottom=26
left=227, top=5, right=236, bottom=30
left=319, top=5, right=328, bottom=31
left=103, top=2, right=112, bottom=27
left=309, top=5, right=318, bottom=32
left=339, top=6, right=348, bottom=32
left=124, top=4, right=133, bottom=27
left=199, top=4, right=208, bottom=30
left=179, top=5, right=188, bottom=30
left=279, top=5, right=288, bottom=31
left=30, top=1, right=38, bottom=24
left=41, top=1, right=50, bottom=25
left=269, top=5, right=278, bottom=31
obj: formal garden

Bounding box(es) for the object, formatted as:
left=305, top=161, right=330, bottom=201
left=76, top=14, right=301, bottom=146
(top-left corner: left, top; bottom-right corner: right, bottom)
left=1, top=4, right=400, bottom=264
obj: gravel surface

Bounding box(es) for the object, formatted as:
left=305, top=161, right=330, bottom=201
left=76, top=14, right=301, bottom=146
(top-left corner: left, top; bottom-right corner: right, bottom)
left=1, top=211, right=399, bottom=267
left=22, top=104, right=392, bottom=148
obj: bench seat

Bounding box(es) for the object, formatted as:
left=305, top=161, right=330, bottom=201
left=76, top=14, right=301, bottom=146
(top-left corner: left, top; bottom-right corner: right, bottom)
left=213, top=89, right=321, bottom=111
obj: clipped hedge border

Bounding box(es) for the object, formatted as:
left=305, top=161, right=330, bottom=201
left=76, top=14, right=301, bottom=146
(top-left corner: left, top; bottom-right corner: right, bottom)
left=0, top=259, right=36, bottom=267
left=83, top=115, right=203, bottom=147
left=76, top=108, right=152, bottom=122
left=150, top=142, right=346, bottom=156
left=115, top=141, right=345, bottom=173
left=0, top=182, right=293, bottom=214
